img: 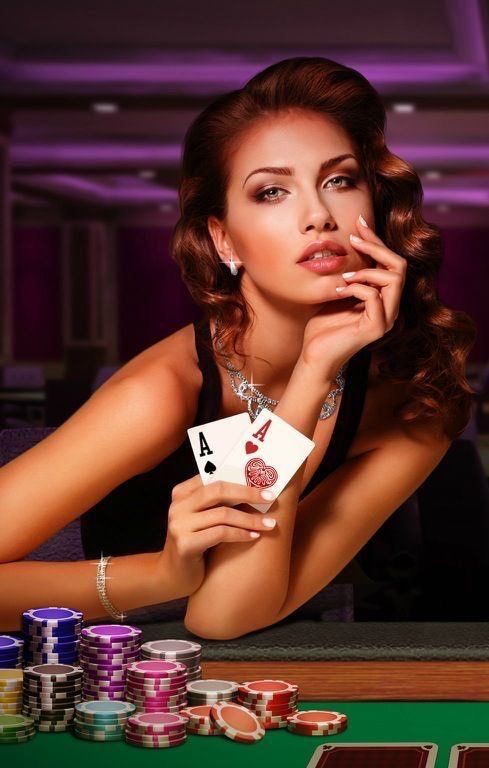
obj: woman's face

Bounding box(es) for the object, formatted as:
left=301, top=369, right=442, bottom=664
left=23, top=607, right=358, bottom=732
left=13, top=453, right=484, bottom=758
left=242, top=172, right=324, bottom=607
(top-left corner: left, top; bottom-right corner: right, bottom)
left=208, top=109, right=376, bottom=307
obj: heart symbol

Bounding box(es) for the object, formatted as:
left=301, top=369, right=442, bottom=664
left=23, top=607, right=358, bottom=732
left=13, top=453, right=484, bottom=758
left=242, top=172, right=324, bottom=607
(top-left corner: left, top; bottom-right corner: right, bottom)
left=245, top=441, right=258, bottom=454
left=245, top=457, right=278, bottom=489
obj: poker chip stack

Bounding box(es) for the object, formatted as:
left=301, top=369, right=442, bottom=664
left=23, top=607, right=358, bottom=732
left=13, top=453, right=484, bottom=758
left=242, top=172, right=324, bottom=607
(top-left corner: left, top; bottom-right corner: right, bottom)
left=22, top=663, right=83, bottom=731
left=286, top=709, right=348, bottom=736
left=125, top=712, right=188, bottom=749
left=186, top=679, right=239, bottom=708
left=79, top=624, right=141, bottom=701
left=73, top=700, right=136, bottom=741
left=22, top=608, right=83, bottom=666
left=0, top=635, right=24, bottom=670
left=180, top=704, right=221, bottom=736
left=209, top=701, right=265, bottom=744
left=0, top=713, right=36, bottom=744
left=140, top=639, right=202, bottom=681
left=125, top=660, right=188, bottom=714
left=236, top=679, right=300, bottom=730
left=0, top=670, right=24, bottom=716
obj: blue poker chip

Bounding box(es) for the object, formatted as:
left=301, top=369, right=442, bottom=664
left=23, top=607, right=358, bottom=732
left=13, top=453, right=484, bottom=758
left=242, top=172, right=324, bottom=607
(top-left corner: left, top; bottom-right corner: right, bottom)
left=23, top=624, right=82, bottom=638
left=26, top=642, right=79, bottom=654
left=22, top=608, right=83, bottom=627
left=0, top=636, right=24, bottom=653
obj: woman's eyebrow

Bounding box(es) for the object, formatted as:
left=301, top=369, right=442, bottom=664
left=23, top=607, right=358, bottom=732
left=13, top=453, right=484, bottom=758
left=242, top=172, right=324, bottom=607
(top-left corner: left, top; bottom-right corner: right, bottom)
left=242, top=153, right=358, bottom=189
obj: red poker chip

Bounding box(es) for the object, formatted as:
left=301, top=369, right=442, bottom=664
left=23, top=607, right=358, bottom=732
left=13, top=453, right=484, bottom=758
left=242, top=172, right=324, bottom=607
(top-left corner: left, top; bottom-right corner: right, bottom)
left=238, top=680, right=298, bottom=699
left=286, top=710, right=348, bottom=736
left=209, top=701, right=265, bottom=744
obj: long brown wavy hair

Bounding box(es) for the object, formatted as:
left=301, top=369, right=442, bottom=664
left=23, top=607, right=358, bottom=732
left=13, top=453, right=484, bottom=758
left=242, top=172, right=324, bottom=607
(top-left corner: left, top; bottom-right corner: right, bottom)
left=170, top=56, right=477, bottom=441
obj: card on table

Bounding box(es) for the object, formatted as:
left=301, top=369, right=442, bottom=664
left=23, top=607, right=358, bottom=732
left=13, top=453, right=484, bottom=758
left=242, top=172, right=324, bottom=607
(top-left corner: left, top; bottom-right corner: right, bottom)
left=448, top=743, right=489, bottom=767
left=209, top=406, right=316, bottom=513
left=306, top=742, right=438, bottom=768
left=187, top=412, right=251, bottom=485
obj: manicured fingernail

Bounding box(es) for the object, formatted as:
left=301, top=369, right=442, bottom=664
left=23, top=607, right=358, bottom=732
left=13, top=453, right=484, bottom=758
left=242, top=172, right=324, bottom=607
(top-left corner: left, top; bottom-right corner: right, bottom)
left=359, top=214, right=369, bottom=227
left=250, top=532, right=260, bottom=538
left=342, top=271, right=356, bottom=278
left=350, top=234, right=362, bottom=243
left=262, top=518, right=276, bottom=528
left=261, top=490, right=275, bottom=500
left=335, top=286, right=346, bottom=292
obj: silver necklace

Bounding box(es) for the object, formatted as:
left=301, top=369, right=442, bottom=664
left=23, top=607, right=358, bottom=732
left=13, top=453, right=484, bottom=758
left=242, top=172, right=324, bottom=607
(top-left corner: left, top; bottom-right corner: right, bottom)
left=213, top=316, right=347, bottom=422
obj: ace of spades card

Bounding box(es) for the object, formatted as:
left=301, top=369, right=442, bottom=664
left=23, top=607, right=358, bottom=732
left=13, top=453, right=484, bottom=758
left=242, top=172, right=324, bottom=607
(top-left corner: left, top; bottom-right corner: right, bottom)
left=187, top=412, right=251, bottom=484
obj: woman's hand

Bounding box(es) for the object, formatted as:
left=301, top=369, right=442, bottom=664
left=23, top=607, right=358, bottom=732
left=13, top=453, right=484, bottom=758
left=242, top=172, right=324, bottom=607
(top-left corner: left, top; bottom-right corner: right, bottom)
left=300, top=215, right=407, bottom=382
left=155, top=474, right=277, bottom=598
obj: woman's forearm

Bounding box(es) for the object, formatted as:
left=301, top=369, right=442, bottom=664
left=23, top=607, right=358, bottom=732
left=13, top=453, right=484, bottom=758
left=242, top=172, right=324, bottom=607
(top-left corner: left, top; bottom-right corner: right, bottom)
left=0, top=550, right=168, bottom=632
left=185, top=361, right=332, bottom=639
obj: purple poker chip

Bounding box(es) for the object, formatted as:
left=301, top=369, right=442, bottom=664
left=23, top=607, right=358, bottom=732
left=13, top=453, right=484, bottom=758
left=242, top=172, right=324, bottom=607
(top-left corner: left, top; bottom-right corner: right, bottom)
left=79, top=660, right=129, bottom=671
left=78, top=650, right=139, bottom=662
left=82, top=681, right=127, bottom=691
left=81, top=625, right=141, bottom=644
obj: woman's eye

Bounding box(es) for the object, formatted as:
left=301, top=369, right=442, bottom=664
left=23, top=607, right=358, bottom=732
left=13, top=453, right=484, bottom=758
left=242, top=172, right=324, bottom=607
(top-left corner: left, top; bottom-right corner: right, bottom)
left=254, top=186, right=285, bottom=203
left=254, top=176, right=356, bottom=204
left=326, top=175, right=357, bottom=190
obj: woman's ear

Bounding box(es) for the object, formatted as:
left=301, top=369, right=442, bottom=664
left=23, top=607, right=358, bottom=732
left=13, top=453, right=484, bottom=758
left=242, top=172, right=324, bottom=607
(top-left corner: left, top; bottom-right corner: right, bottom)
left=207, top=216, right=241, bottom=268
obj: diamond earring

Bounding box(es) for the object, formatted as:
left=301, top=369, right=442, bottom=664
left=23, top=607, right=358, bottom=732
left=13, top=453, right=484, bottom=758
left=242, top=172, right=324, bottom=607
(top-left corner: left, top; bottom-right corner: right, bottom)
left=229, top=256, right=239, bottom=276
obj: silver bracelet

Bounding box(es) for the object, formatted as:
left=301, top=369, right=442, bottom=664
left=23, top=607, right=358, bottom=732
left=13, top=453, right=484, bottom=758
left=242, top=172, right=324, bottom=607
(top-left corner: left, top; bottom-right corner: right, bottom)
left=96, top=555, right=126, bottom=622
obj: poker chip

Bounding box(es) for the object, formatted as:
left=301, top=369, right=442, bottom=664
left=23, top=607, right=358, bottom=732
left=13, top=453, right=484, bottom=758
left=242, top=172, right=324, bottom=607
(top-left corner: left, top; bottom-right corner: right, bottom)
left=75, top=700, right=135, bottom=723
left=23, top=663, right=83, bottom=683
left=125, top=733, right=187, bottom=748
left=74, top=727, right=125, bottom=741
left=233, top=681, right=301, bottom=730
left=140, top=640, right=202, bottom=679
left=238, top=679, right=299, bottom=700
left=0, top=713, right=34, bottom=735
left=22, top=608, right=83, bottom=627
left=286, top=710, right=348, bottom=736
left=0, top=670, right=23, bottom=685
left=22, top=663, right=82, bottom=729
left=22, top=609, right=81, bottom=665
left=186, top=679, right=239, bottom=705
left=0, top=636, right=24, bottom=670
left=127, top=660, right=186, bottom=679
left=124, top=712, right=188, bottom=748
left=81, top=624, right=142, bottom=644
left=209, top=701, right=265, bottom=744
left=125, top=660, right=188, bottom=713
left=0, top=671, right=23, bottom=713
left=79, top=624, right=141, bottom=699
left=181, top=705, right=221, bottom=735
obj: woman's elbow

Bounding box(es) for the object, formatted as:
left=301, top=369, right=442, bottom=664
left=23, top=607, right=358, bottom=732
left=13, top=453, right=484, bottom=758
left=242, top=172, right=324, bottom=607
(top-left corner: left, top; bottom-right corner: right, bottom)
left=184, top=605, right=267, bottom=641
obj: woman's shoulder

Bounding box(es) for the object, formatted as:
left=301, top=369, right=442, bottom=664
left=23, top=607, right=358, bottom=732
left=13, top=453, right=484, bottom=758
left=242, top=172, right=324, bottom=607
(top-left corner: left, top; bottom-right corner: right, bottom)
left=108, top=323, right=201, bottom=389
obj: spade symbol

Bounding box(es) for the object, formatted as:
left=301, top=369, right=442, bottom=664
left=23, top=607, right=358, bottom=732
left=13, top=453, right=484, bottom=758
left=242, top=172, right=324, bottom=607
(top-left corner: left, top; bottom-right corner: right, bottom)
left=204, top=460, right=217, bottom=476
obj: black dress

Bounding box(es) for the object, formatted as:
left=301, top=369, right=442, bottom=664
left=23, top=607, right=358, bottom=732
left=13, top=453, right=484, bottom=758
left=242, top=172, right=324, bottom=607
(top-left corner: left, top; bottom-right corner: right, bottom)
left=81, top=316, right=372, bottom=559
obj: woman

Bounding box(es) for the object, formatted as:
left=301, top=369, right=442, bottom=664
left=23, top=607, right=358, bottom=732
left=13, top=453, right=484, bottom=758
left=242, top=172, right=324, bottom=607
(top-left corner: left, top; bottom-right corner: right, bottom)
left=0, top=57, right=476, bottom=637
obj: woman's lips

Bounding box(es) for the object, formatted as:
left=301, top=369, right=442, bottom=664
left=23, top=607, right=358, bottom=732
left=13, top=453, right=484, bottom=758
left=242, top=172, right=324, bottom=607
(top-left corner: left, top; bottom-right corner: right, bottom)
left=298, top=254, right=347, bottom=273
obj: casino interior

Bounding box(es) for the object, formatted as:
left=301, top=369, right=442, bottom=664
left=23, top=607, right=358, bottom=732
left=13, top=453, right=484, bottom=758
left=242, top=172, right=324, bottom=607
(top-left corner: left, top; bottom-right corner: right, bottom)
left=1, top=0, right=489, bottom=716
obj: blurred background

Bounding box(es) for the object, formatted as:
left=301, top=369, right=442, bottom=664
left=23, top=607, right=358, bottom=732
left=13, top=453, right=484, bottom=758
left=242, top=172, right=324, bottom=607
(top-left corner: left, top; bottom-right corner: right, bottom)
left=0, top=0, right=488, bottom=453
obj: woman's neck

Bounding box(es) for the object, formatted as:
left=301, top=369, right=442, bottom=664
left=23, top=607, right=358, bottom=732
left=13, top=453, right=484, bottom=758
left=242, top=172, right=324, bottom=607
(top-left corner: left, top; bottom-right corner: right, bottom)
left=212, top=299, right=319, bottom=399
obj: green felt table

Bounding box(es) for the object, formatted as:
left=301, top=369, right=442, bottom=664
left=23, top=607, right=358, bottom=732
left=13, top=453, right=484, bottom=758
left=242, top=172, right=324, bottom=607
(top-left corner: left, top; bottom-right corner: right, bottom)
left=3, top=701, right=489, bottom=768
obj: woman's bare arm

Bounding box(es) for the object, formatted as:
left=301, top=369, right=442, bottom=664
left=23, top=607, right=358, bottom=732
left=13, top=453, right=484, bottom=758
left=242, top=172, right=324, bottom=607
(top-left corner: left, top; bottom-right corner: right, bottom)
left=184, top=360, right=330, bottom=639
left=0, top=362, right=199, bottom=630
left=270, top=419, right=451, bottom=624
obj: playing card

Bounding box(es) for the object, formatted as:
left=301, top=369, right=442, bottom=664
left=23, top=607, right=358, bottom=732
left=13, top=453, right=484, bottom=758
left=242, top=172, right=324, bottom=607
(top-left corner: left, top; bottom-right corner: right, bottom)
left=187, top=412, right=251, bottom=485
left=306, top=743, right=438, bottom=768
left=210, top=407, right=315, bottom=513
left=448, top=743, right=489, bottom=767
